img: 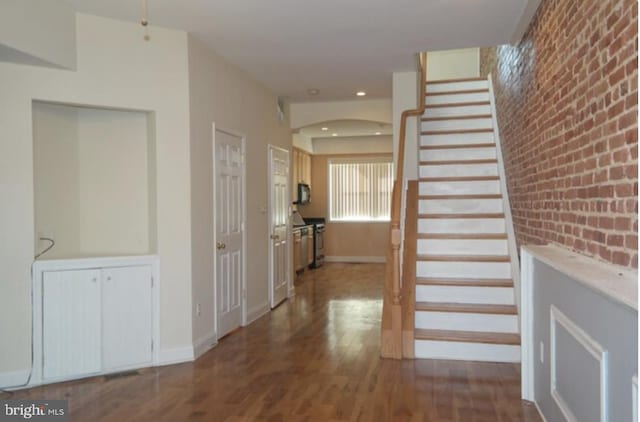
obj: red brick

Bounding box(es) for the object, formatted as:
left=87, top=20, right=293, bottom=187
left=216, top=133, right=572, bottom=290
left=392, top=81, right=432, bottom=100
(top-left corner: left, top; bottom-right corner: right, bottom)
left=482, top=0, right=637, bottom=268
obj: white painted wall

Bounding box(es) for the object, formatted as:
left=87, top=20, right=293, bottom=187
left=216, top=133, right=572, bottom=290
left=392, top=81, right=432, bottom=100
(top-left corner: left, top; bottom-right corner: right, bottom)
left=289, top=99, right=392, bottom=130
left=187, top=36, right=292, bottom=349
left=426, top=48, right=480, bottom=81
left=312, top=135, right=392, bottom=155
left=0, top=14, right=192, bottom=381
left=292, top=133, right=313, bottom=153
left=33, top=102, right=151, bottom=259
left=0, top=0, right=76, bottom=69
left=392, top=72, right=419, bottom=180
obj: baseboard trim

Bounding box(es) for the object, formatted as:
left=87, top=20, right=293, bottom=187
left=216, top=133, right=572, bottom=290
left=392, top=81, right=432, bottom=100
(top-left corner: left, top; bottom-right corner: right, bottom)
left=0, top=369, right=32, bottom=390
left=324, top=256, right=386, bottom=263
left=157, top=346, right=194, bottom=366
left=193, top=332, right=217, bottom=360
left=246, top=302, right=270, bottom=325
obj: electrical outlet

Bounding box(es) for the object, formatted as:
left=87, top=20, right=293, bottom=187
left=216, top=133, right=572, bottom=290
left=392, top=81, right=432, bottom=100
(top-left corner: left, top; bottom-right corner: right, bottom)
left=196, top=303, right=201, bottom=316
left=540, top=341, right=544, bottom=363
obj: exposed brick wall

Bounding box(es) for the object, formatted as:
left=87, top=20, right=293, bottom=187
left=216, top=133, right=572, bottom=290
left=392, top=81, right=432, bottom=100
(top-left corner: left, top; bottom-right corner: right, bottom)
left=487, top=0, right=638, bottom=268
left=479, top=47, right=497, bottom=79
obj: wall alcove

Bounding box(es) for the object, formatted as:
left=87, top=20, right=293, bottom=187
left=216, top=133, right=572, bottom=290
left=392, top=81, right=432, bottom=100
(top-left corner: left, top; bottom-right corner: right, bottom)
left=32, top=101, right=157, bottom=259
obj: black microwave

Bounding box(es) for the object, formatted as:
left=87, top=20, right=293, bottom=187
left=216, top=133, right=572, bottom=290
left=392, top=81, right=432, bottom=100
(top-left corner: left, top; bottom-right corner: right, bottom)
left=297, top=183, right=311, bottom=205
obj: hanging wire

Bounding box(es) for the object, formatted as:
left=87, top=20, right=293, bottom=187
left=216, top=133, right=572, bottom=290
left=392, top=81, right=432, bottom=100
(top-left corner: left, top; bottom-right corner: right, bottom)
left=34, top=237, right=55, bottom=260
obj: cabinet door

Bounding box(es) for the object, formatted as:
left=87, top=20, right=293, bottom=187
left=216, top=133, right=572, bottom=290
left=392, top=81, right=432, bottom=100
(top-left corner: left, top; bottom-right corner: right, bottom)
left=42, top=269, right=102, bottom=380
left=101, top=266, right=152, bottom=371
left=292, top=149, right=299, bottom=200
left=307, top=231, right=314, bottom=265
left=293, top=232, right=302, bottom=272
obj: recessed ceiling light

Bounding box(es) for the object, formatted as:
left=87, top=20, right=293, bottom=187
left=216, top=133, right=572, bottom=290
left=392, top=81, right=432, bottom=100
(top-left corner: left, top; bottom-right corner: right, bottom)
left=356, top=91, right=367, bottom=97
left=375, top=132, right=382, bottom=135
left=321, top=127, right=329, bottom=131
left=332, top=133, right=338, bottom=137
left=307, top=89, right=320, bottom=96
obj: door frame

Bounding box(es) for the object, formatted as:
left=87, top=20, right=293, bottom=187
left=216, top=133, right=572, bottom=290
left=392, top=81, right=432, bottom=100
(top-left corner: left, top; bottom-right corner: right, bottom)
left=267, top=144, right=293, bottom=308
left=212, top=123, right=248, bottom=337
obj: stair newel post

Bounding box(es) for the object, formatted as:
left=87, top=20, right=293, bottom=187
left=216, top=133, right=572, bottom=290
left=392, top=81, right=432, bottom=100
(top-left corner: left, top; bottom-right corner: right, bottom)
left=381, top=52, right=426, bottom=360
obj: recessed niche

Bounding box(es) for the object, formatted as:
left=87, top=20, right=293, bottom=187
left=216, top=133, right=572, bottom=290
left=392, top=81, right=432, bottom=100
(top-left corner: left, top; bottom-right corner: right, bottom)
left=33, top=101, right=156, bottom=259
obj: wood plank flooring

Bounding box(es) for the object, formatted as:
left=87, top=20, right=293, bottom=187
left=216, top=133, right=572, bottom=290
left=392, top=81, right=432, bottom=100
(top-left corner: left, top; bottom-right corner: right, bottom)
left=1, top=263, right=542, bottom=421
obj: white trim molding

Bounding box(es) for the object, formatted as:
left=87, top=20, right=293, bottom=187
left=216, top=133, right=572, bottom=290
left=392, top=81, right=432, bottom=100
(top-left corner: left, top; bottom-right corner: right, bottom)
left=633, top=375, right=638, bottom=422
left=324, top=256, right=386, bottom=263
left=246, top=302, right=270, bottom=325
left=487, top=74, right=521, bottom=317
left=157, top=346, right=195, bottom=366
left=520, top=247, right=535, bottom=401
left=193, top=332, right=217, bottom=360
left=550, top=305, right=609, bottom=422
left=0, top=369, right=32, bottom=391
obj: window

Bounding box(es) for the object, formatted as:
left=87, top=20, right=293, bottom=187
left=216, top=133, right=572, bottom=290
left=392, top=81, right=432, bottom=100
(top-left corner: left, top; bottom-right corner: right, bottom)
left=328, top=157, right=394, bottom=221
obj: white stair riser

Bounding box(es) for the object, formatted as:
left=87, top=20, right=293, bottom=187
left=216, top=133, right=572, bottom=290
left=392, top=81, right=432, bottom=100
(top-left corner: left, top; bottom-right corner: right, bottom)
left=420, top=163, right=499, bottom=178
left=419, top=218, right=506, bottom=233
left=423, top=104, right=491, bottom=118
left=419, top=180, right=501, bottom=196
left=415, top=311, right=519, bottom=333
left=416, top=285, right=515, bottom=305
left=419, top=198, right=503, bottom=214
left=422, top=118, right=492, bottom=132
left=421, top=132, right=494, bottom=146
left=426, top=80, right=489, bottom=93
left=420, top=147, right=496, bottom=162
left=415, top=340, right=521, bottom=362
left=417, top=261, right=511, bottom=279
left=417, top=238, right=508, bottom=255
left=426, top=92, right=490, bottom=105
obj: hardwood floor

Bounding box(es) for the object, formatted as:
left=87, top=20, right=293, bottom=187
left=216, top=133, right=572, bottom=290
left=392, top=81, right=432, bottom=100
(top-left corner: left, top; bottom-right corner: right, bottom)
left=2, top=263, right=542, bottom=421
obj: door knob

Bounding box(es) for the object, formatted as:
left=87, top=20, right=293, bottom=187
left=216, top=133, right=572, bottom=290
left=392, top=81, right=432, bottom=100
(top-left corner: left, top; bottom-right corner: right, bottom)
left=270, top=234, right=280, bottom=240
left=216, top=242, right=226, bottom=250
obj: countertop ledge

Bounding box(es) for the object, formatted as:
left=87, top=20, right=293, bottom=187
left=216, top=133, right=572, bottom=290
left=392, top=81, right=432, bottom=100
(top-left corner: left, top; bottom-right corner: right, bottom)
left=523, top=244, right=638, bottom=311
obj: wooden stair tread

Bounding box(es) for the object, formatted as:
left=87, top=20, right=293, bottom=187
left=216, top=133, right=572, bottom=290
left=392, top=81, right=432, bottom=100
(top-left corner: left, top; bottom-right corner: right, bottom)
left=417, top=233, right=507, bottom=239
left=425, top=101, right=490, bottom=108
left=416, top=301, right=518, bottom=315
left=422, top=128, right=493, bottom=135
left=420, top=143, right=495, bottom=150
left=426, top=77, right=487, bottom=84
left=426, top=89, right=489, bottom=96
left=420, top=159, right=497, bottom=165
left=416, top=277, right=513, bottom=287
left=422, top=114, right=492, bottom=121
left=418, top=213, right=505, bottom=219
left=415, top=328, right=521, bottom=345
left=419, top=194, right=502, bottom=200
left=419, top=176, right=500, bottom=182
left=417, top=254, right=510, bottom=262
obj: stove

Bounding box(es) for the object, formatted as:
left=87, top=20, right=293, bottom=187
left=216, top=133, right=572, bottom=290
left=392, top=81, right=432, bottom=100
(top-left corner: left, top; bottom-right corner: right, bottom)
left=303, top=217, right=325, bottom=268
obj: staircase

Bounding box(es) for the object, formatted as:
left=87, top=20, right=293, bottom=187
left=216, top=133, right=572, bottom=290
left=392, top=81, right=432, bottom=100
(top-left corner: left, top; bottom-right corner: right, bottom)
left=412, top=77, right=520, bottom=362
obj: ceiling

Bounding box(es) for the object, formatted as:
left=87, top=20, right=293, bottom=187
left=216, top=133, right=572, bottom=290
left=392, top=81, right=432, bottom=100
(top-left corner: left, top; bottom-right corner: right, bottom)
left=299, top=120, right=392, bottom=140
left=67, top=0, right=538, bottom=101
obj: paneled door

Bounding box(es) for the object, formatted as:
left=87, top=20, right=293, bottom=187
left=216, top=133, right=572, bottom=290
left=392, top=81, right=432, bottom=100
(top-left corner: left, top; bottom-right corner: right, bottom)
left=214, top=128, right=245, bottom=338
left=269, top=146, right=290, bottom=308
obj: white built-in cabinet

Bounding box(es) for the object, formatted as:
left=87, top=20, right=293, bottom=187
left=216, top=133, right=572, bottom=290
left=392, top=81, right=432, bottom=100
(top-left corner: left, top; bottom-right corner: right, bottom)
left=33, top=256, right=159, bottom=386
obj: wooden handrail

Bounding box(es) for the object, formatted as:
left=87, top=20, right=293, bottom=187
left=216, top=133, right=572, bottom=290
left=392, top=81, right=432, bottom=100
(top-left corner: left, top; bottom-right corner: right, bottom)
left=381, top=52, right=427, bottom=359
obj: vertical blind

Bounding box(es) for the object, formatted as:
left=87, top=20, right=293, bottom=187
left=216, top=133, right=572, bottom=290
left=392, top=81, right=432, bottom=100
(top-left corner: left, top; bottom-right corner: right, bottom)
left=329, top=158, right=393, bottom=221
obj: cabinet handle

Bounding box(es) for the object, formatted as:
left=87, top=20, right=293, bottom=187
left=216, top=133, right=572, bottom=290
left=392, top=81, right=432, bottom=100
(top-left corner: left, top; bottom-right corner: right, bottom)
left=216, top=242, right=226, bottom=250
left=270, top=234, right=280, bottom=240
left=92, top=277, right=97, bottom=283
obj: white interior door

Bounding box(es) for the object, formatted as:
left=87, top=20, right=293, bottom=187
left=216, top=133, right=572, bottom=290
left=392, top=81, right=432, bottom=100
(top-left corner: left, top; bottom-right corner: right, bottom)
left=269, top=146, right=290, bottom=308
left=214, top=129, right=245, bottom=338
